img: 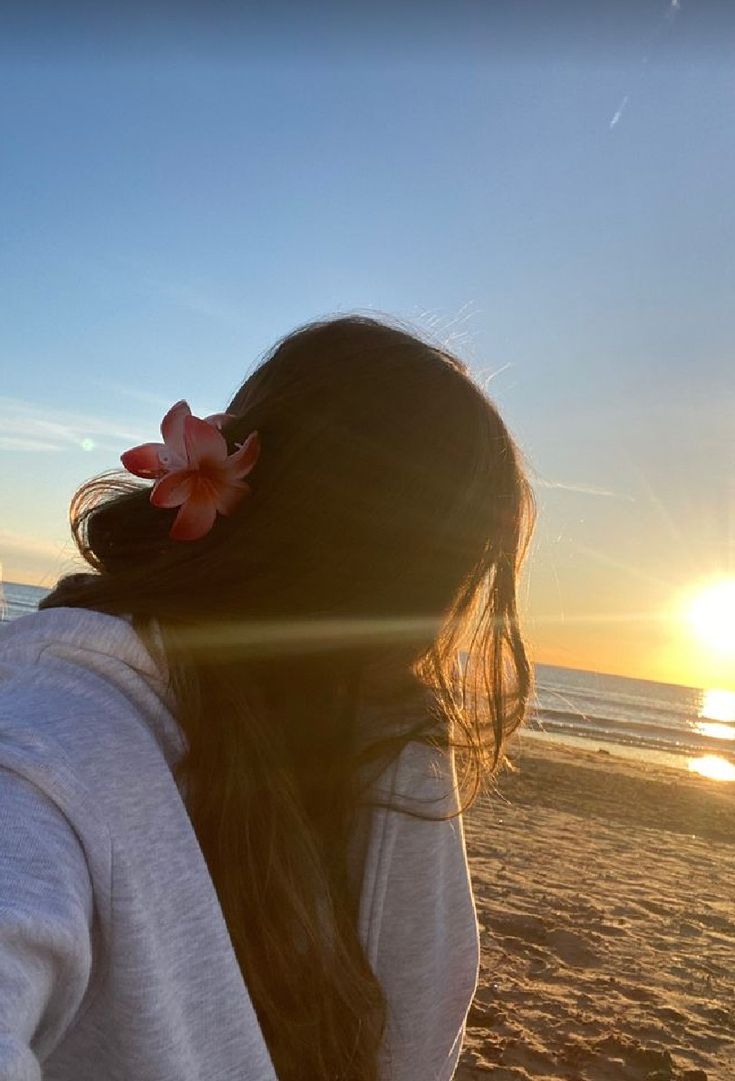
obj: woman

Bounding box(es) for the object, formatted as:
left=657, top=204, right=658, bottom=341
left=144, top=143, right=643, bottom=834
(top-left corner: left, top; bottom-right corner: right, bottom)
left=0, top=314, right=534, bottom=1080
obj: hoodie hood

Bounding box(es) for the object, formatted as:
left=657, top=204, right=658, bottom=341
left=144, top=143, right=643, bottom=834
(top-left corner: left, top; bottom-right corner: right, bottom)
left=0, top=606, right=185, bottom=770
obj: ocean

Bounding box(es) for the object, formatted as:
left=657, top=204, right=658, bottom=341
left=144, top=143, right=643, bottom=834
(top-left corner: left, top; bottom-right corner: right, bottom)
left=2, top=579, right=734, bottom=777
left=1, top=580, right=50, bottom=622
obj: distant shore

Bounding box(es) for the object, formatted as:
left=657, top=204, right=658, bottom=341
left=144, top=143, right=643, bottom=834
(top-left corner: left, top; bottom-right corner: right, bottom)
left=457, top=737, right=735, bottom=1081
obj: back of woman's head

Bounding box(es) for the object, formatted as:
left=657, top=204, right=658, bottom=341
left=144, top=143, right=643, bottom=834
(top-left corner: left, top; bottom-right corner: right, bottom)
left=64, top=314, right=532, bottom=700
left=42, top=313, right=535, bottom=1080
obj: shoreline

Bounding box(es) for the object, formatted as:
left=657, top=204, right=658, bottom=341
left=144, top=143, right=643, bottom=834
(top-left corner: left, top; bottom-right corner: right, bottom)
left=523, top=726, right=735, bottom=781
left=458, top=736, right=735, bottom=1080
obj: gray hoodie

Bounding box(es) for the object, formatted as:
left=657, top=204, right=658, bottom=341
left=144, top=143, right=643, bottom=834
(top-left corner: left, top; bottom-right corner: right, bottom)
left=0, top=607, right=479, bottom=1080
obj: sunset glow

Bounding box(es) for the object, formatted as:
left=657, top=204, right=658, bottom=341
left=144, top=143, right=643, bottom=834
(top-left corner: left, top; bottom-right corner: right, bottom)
left=686, top=579, right=735, bottom=655
left=1, top=12, right=734, bottom=698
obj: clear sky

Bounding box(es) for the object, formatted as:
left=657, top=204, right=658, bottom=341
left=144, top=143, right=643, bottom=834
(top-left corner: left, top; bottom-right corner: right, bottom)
left=1, top=1, right=734, bottom=689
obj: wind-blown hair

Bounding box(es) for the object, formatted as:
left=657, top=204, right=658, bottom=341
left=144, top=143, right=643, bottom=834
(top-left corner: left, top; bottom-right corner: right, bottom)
left=40, top=314, right=535, bottom=1080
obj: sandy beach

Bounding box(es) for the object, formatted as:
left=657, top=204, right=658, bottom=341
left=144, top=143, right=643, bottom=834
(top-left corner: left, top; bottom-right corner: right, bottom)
left=456, top=738, right=735, bottom=1081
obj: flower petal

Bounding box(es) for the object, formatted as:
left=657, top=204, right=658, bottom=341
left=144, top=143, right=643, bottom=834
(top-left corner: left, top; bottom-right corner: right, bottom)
left=150, top=470, right=195, bottom=508
left=203, top=411, right=236, bottom=431
left=160, top=401, right=191, bottom=460
left=170, top=489, right=218, bottom=541
left=212, top=479, right=251, bottom=516
left=120, top=442, right=167, bottom=479
left=223, top=431, right=261, bottom=480
left=183, top=414, right=227, bottom=467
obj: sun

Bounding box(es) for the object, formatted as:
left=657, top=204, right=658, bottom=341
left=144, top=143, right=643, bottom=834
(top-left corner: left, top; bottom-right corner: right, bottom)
left=686, top=578, right=735, bottom=654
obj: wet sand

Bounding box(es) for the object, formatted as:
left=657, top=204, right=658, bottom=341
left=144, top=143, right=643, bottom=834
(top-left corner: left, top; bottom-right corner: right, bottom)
left=456, top=738, right=735, bottom=1081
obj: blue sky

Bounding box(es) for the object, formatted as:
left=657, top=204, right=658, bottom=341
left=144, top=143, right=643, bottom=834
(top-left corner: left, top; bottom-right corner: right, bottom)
left=1, top=1, right=734, bottom=685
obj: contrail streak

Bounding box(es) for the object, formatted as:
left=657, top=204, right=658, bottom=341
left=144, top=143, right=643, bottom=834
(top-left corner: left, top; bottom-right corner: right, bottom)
left=609, top=94, right=630, bottom=129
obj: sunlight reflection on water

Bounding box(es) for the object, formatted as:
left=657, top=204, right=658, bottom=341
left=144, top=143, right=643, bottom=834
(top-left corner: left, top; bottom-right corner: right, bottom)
left=699, top=688, right=735, bottom=722
left=695, top=721, right=735, bottom=742
left=695, top=689, right=735, bottom=747
left=688, top=756, right=735, bottom=782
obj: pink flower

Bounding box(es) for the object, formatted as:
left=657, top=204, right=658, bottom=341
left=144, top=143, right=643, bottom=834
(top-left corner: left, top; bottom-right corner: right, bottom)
left=120, top=400, right=260, bottom=541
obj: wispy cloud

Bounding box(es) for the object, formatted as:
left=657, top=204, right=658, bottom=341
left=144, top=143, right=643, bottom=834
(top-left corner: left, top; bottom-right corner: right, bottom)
left=42, top=251, right=245, bottom=327
left=0, top=395, right=147, bottom=454
left=136, top=271, right=243, bottom=325
left=0, top=528, right=71, bottom=560
left=0, top=529, right=83, bottom=589
left=570, top=541, right=674, bottom=589
left=89, top=380, right=172, bottom=410
left=0, top=435, right=67, bottom=453
left=535, top=477, right=636, bottom=502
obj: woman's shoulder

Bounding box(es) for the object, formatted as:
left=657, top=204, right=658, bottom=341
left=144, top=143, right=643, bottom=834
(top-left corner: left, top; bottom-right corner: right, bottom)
left=0, top=606, right=166, bottom=691
left=0, top=605, right=183, bottom=783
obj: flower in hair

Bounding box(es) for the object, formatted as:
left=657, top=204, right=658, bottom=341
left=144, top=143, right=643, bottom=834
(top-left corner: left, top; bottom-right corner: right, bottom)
left=120, top=399, right=260, bottom=541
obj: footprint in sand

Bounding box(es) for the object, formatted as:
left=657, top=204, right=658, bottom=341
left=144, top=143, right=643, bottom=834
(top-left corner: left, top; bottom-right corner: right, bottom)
left=547, top=928, right=600, bottom=968
left=488, top=915, right=601, bottom=969
left=591, top=1034, right=675, bottom=1079
left=487, top=913, right=548, bottom=945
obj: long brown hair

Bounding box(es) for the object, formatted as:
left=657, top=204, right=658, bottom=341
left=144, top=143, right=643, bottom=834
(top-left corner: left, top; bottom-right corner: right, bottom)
left=40, top=314, right=535, bottom=1079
